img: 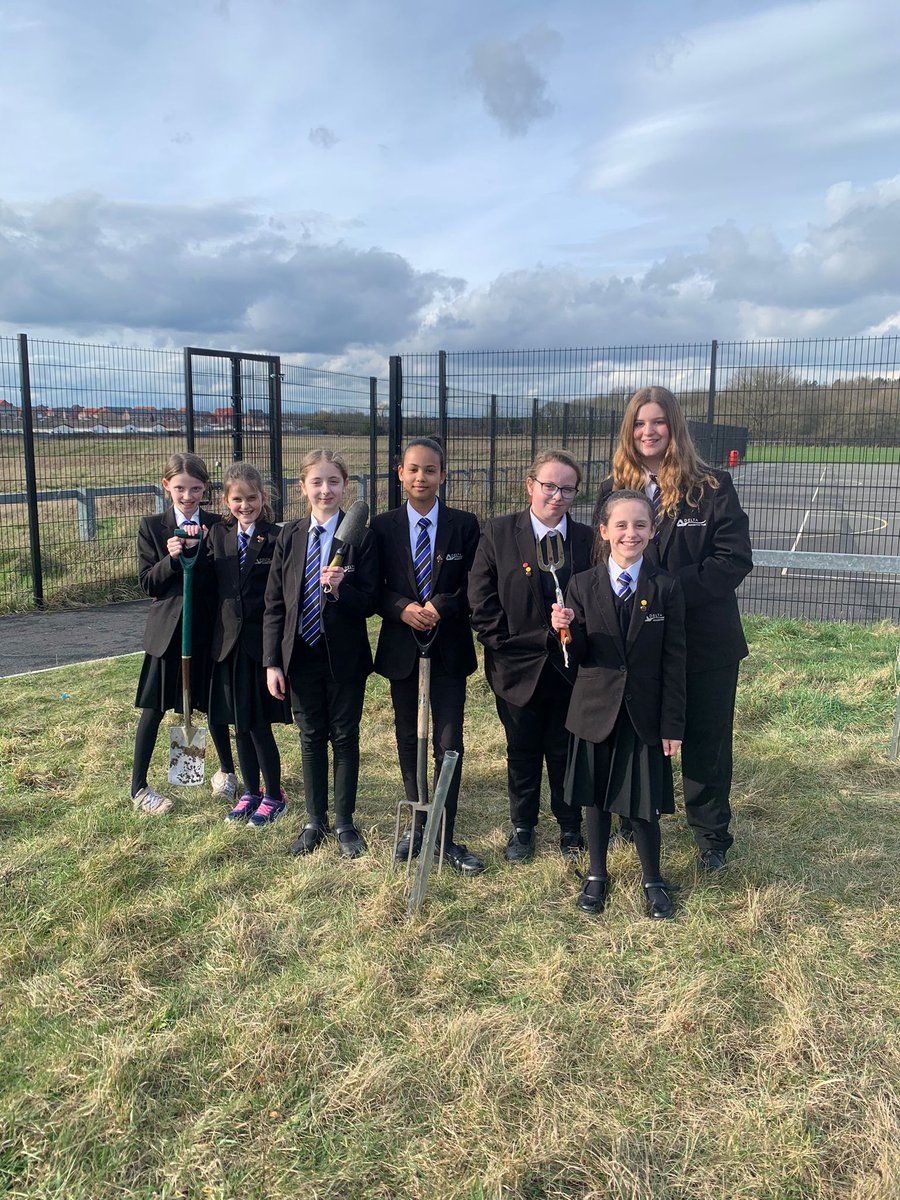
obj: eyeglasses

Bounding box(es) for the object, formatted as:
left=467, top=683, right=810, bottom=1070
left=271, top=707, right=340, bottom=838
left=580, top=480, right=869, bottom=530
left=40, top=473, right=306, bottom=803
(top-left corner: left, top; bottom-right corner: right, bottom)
left=533, top=479, right=579, bottom=500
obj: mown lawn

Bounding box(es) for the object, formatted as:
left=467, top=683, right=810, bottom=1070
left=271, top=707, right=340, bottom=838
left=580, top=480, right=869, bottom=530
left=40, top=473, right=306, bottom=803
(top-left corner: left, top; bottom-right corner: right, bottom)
left=744, top=445, right=900, bottom=465
left=0, top=616, right=898, bottom=1199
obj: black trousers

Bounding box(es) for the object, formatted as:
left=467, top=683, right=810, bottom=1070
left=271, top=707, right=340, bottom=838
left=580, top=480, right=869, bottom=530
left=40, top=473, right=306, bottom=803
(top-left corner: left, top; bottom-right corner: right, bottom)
left=495, top=661, right=582, bottom=832
left=390, top=663, right=466, bottom=846
left=681, top=663, right=739, bottom=852
left=288, top=643, right=365, bottom=827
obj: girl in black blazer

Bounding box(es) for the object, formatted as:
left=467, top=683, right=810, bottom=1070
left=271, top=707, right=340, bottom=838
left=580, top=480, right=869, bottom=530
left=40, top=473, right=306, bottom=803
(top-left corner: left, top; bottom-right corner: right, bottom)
left=207, top=463, right=292, bottom=827
left=553, top=490, right=686, bottom=919
left=264, top=450, right=378, bottom=860
left=370, top=437, right=483, bottom=875
left=592, top=386, right=753, bottom=870
left=131, top=452, right=237, bottom=815
left=468, top=449, right=594, bottom=862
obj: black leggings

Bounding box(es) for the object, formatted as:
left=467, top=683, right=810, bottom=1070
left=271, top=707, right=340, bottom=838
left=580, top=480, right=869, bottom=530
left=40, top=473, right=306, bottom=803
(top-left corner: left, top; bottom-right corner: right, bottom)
left=585, top=806, right=662, bottom=884
left=131, top=709, right=234, bottom=796
left=234, top=726, right=281, bottom=799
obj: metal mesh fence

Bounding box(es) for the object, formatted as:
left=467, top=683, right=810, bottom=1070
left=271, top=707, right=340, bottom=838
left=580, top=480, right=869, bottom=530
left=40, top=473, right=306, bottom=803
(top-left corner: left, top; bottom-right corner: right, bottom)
left=400, top=340, right=900, bottom=623
left=1, top=333, right=898, bottom=623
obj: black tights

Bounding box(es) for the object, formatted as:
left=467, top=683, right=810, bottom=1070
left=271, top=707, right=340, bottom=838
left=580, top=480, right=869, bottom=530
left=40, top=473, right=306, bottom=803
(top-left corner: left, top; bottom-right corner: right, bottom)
left=585, top=806, right=662, bottom=884
left=131, top=709, right=235, bottom=796
left=234, top=726, right=281, bottom=799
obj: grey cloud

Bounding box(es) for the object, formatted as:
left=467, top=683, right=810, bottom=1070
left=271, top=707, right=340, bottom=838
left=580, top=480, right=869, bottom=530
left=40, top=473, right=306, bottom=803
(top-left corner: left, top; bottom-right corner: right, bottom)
left=468, top=25, right=561, bottom=137
left=309, top=126, right=339, bottom=151
left=0, top=193, right=463, bottom=354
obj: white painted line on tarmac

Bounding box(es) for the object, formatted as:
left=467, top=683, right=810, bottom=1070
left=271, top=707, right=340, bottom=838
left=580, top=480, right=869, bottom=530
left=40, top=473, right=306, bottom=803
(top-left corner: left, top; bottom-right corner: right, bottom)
left=782, top=465, right=829, bottom=577
left=0, top=651, right=142, bottom=681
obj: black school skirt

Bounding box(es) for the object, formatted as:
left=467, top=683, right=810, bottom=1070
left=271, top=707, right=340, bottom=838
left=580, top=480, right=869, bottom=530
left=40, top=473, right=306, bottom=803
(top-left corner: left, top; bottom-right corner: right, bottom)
left=207, top=645, right=292, bottom=731
left=563, top=707, right=674, bottom=822
left=134, top=637, right=212, bottom=715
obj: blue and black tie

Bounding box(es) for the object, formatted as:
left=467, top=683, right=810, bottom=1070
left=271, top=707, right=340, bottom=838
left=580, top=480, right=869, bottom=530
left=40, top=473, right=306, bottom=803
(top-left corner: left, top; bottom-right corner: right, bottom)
left=300, top=525, right=325, bottom=646
left=414, top=517, right=432, bottom=602
left=238, top=529, right=249, bottom=571
left=617, top=570, right=633, bottom=599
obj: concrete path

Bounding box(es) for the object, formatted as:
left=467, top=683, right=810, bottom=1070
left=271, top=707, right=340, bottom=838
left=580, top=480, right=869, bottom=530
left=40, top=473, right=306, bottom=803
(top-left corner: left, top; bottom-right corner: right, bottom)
left=0, top=600, right=150, bottom=678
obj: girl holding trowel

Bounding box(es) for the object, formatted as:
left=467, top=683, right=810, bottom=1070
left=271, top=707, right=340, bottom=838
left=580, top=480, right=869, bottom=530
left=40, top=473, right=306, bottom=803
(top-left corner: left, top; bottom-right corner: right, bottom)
left=131, top=452, right=237, bottom=815
left=263, top=450, right=379, bottom=860
left=370, top=437, right=484, bottom=875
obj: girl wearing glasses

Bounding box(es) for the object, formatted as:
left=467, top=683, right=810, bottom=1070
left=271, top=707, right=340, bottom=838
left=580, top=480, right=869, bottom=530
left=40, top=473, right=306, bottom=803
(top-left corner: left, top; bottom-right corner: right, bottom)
left=469, top=449, right=593, bottom=863
left=593, top=387, right=752, bottom=871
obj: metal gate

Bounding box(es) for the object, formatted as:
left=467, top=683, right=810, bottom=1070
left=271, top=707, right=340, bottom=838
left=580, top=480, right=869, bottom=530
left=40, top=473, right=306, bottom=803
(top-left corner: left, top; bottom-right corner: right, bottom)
left=184, top=347, right=284, bottom=519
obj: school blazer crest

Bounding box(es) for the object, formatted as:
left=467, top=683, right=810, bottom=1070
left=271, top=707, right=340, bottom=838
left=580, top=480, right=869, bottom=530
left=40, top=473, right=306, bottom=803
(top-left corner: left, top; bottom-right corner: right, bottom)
left=564, top=564, right=687, bottom=747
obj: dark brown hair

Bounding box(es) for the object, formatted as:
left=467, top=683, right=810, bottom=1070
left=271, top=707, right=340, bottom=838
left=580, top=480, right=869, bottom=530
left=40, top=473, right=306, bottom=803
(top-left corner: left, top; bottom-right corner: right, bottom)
left=593, top=488, right=655, bottom=563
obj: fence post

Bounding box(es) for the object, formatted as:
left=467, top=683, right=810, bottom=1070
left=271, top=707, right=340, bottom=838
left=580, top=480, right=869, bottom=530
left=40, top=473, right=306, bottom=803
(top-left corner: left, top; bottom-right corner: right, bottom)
left=388, top=356, right=403, bottom=509
left=18, top=333, right=44, bottom=609
left=183, top=347, right=196, bottom=452
left=231, top=354, right=243, bottom=462
left=269, top=356, right=284, bottom=521
left=707, top=339, right=718, bottom=427
left=586, top=407, right=595, bottom=493
left=562, top=403, right=570, bottom=448
left=438, top=349, right=448, bottom=502
left=488, top=393, right=497, bottom=515
left=531, top=397, right=539, bottom=461
left=369, top=377, right=378, bottom=515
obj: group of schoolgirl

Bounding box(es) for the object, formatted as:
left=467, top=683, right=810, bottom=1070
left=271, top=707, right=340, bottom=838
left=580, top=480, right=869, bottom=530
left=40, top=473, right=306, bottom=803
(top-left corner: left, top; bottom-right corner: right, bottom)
left=133, top=384, right=752, bottom=920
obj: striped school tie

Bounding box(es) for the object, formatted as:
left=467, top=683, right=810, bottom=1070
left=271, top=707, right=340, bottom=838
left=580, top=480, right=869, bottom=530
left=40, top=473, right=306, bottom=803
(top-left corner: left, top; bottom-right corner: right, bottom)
left=649, top=474, right=662, bottom=523
left=413, top=517, right=432, bottom=602
left=616, top=570, right=633, bottom=599
left=238, top=529, right=249, bottom=570
left=299, top=525, right=325, bottom=646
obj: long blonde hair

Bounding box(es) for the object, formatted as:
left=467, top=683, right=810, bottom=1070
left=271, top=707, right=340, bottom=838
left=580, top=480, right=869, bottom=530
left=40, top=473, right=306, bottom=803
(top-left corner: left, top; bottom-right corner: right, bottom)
left=612, top=386, right=718, bottom=515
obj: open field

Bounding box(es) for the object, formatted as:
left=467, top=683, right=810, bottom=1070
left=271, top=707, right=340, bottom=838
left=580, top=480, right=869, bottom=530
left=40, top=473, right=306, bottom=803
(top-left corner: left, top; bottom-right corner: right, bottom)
left=744, top=446, right=900, bottom=465
left=1, top=616, right=899, bottom=1199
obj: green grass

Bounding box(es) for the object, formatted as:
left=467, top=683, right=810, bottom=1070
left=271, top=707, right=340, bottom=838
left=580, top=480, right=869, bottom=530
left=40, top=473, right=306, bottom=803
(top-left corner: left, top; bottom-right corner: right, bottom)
left=1, top=617, right=899, bottom=1199
left=744, top=445, right=900, bottom=464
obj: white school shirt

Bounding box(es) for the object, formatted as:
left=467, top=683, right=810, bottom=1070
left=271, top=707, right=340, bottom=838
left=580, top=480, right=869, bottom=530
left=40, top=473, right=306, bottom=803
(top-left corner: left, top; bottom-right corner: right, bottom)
left=406, top=498, right=439, bottom=563
left=607, top=556, right=643, bottom=596
left=529, top=512, right=568, bottom=543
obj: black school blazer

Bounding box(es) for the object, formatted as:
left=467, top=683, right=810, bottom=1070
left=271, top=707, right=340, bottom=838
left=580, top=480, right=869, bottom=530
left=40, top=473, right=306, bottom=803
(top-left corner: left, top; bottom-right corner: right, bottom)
left=262, top=513, right=378, bottom=684
left=565, top=563, right=686, bottom=746
left=468, top=509, right=594, bottom=707
left=593, top=470, right=752, bottom=672
left=370, top=501, right=480, bottom=681
left=207, top=519, right=280, bottom=663
left=138, top=507, right=221, bottom=657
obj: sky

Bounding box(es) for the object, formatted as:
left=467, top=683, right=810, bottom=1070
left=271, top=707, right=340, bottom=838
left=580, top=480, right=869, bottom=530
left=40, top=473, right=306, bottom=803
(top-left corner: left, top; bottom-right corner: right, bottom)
left=1, top=0, right=899, bottom=375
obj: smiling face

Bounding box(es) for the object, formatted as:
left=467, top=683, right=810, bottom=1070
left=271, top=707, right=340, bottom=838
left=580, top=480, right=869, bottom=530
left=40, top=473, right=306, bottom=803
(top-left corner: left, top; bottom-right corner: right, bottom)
left=299, top=459, right=346, bottom=522
left=526, top=461, right=579, bottom=528
left=162, top=471, right=206, bottom=519
left=398, top=445, right=445, bottom=513
left=599, top=498, right=653, bottom=568
left=224, top=481, right=263, bottom=531
left=632, top=401, right=671, bottom=471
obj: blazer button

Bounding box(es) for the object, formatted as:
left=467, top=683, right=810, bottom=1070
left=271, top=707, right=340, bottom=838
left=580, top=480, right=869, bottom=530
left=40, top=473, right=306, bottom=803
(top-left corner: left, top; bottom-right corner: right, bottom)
left=619, top=665, right=626, bottom=672
left=625, top=692, right=633, bottom=701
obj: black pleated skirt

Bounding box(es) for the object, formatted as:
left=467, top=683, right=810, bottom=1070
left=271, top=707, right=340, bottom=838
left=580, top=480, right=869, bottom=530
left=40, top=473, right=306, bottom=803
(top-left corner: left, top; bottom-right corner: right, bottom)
left=208, top=645, right=293, bottom=731
left=134, top=638, right=212, bottom=715
left=563, top=706, right=674, bottom=822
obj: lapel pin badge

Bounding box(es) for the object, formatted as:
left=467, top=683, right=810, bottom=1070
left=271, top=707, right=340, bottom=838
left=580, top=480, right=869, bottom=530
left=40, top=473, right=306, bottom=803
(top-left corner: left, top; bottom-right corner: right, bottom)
left=640, top=599, right=648, bottom=608
left=523, top=561, right=532, bottom=576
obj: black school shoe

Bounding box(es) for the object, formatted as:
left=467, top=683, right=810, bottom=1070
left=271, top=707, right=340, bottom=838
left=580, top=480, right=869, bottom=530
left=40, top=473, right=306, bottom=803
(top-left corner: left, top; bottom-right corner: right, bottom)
left=335, top=824, right=367, bottom=859
left=698, top=848, right=727, bottom=872
left=288, top=822, right=329, bottom=856
left=443, top=842, right=485, bottom=875
left=643, top=882, right=675, bottom=920
left=505, top=827, right=535, bottom=863
left=575, top=874, right=609, bottom=915
left=394, top=827, right=424, bottom=863
left=559, top=828, right=585, bottom=858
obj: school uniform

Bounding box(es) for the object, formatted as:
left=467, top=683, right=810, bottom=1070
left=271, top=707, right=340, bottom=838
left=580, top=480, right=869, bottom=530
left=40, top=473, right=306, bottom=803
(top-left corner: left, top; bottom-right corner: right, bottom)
left=468, top=509, right=594, bottom=832
left=134, top=506, right=221, bottom=714
left=370, top=500, right=480, bottom=844
left=563, top=561, right=686, bottom=818
left=263, top=512, right=378, bottom=827
left=206, top=519, right=292, bottom=730
left=593, top=470, right=752, bottom=852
